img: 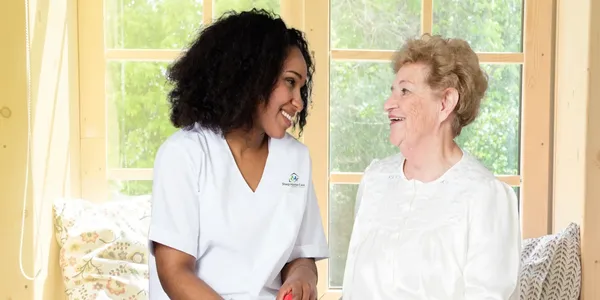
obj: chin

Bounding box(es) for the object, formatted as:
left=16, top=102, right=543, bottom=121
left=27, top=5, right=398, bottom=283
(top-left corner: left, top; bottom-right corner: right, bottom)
left=389, top=135, right=402, bottom=148
left=266, top=129, right=287, bottom=139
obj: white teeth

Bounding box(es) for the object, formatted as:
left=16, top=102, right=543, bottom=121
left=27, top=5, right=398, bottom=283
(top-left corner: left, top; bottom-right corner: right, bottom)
left=282, top=111, right=293, bottom=122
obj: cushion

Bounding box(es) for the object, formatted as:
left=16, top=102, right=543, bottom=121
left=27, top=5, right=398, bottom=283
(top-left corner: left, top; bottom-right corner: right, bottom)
left=519, top=222, right=581, bottom=300
left=53, top=195, right=151, bottom=300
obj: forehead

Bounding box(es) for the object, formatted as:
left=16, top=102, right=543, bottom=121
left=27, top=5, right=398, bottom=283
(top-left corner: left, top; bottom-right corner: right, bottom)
left=283, top=47, right=308, bottom=77
left=394, top=62, right=430, bottom=85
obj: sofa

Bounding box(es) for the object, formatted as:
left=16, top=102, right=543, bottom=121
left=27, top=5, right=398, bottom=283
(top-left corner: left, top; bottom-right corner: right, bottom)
left=52, top=197, right=581, bottom=300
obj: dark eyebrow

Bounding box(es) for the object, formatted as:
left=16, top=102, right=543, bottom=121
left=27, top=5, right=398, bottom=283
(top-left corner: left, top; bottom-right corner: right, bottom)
left=285, top=70, right=303, bottom=80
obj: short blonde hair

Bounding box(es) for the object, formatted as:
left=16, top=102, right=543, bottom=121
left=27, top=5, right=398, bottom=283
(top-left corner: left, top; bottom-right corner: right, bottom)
left=392, top=34, right=488, bottom=136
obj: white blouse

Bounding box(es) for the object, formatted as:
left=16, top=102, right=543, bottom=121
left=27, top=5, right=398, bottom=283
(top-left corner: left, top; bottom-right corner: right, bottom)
left=342, top=151, right=521, bottom=300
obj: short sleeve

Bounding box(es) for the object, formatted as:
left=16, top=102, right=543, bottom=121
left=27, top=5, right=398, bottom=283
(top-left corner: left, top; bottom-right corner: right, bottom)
left=288, top=160, right=329, bottom=262
left=148, top=139, right=201, bottom=259
left=464, top=180, right=521, bottom=300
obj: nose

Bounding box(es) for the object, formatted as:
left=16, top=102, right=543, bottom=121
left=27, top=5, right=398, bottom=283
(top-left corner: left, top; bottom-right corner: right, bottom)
left=292, top=93, right=304, bottom=112
left=383, top=95, right=396, bottom=112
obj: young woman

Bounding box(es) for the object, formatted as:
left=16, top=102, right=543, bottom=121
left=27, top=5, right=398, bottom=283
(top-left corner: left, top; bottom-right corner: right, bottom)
left=342, top=34, right=521, bottom=299
left=148, top=9, right=328, bottom=300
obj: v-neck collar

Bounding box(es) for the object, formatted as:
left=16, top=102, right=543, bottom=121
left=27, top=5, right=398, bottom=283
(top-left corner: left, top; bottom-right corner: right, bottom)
left=220, top=134, right=274, bottom=195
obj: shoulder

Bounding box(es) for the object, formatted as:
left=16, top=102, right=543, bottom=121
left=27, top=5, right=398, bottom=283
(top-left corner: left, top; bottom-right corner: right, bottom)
left=154, top=125, right=214, bottom=170
left=452, top=151, right=518, bottom=210
left=452, top=150, right=501, bottom=186
left=272, top=133, right=311, bottom=161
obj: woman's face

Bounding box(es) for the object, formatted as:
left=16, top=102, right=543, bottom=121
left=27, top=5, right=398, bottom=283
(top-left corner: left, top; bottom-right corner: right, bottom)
left=383, top=62, right=455, bottom=153
left=258, top=47, right=308, bottom=139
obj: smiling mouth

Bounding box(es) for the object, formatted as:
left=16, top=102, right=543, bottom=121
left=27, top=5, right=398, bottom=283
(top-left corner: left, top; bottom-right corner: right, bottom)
left=281, top=110, right=294, bottom=123
left=390, top=117, right=406, bottom=122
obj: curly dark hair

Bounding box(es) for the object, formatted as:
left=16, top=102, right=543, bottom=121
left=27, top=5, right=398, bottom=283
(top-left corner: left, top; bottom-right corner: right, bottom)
left=166, top=9, right=314, bottom=137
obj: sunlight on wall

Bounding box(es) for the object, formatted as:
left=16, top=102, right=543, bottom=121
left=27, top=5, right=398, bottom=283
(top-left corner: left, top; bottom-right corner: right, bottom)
left=31, top=0, right=81, bottom=298
left=553, top=0, right=588, bottom=231
left=0, top=0, right=79, bottom=299
left=0, top=1, right=32, bottom=299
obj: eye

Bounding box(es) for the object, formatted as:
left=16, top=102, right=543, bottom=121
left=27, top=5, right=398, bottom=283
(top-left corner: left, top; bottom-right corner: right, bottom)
left=285, top=78, right=296, bottom=87
left=400, top=88, right=410, bottom=95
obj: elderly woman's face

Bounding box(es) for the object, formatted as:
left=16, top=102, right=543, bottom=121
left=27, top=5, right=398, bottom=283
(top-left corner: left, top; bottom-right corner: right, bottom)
left=384, top=63, right=444, bottom=151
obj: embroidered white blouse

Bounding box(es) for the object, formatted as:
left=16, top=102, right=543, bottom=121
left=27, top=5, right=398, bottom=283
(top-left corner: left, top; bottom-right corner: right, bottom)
left=342, top=150, right=521, bottom=300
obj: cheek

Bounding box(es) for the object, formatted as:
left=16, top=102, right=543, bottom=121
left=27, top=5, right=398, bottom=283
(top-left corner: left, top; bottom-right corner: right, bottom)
left=405, top=101, right=423, bottom=131
left=256, top=103, right=278, bottom=128
left=266, top=88, right=289, bottom=109
left=406, top=99, right=437, bottom=131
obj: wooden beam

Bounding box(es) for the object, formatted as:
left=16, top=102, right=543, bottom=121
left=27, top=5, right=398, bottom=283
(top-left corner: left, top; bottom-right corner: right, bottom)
left=421, top=0, right=433, bottom=35
left=330, top=49, right=524, bottom=63
left=78, top=0, right=107, bottom=202
left=520, top=0, right=554, bottom=239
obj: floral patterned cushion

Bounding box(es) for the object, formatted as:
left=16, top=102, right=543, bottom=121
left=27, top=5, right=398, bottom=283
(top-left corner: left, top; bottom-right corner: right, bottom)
left=53, top=196, right=151, bottom=300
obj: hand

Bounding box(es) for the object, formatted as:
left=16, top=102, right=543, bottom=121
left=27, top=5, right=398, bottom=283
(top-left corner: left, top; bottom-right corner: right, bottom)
left=276, top=278, right=316, bottom=300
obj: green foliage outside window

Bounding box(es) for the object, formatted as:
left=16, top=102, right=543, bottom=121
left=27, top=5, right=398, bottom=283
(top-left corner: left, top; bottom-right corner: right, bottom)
left=104, top=0, right=523, bottom=287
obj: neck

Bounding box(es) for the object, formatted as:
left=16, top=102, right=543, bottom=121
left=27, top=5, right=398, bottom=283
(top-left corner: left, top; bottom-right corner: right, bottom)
left=225, top=128, right=267, bottom=156
left=402, top=131, right=462, bottom=182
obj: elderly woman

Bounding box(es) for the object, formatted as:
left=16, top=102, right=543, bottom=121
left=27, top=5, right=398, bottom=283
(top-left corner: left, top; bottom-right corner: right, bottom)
left=341, top=34, right=521, bottom=300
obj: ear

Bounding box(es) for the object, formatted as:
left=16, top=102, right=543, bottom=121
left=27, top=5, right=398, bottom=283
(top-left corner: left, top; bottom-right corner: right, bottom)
left=439, top=88, right=459, bottom=122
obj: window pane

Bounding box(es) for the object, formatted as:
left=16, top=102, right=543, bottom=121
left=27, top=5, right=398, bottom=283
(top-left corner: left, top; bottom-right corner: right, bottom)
left=214, top=0, right=280, bottom=18
left=105, top=0, right=203, bottom=49
left=432, top=0, right=524, bottom=52
left=329, top=62, right=522, bottom=175
left=329, top=183, right=359, bottom=288
left=108, top=180, right=153, bottom=200
left=330, top=61, right=397, bottom=173
left=106, top=61, right=177, bottom=169
left=330, top=0, right=421, bottom=50
left=456, top=64, right=522, bottom=175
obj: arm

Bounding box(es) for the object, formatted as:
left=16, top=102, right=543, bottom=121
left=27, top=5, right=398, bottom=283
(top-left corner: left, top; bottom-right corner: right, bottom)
left=148, top=140, right=222, bottom=300
left=154, top=244, right=222, bottom=300
left=281, top=258, right=318, bottom=288
left=464, top=180, right=521, bottom=300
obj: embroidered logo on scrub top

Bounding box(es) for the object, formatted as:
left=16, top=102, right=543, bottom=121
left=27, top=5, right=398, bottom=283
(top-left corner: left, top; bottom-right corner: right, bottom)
left=282, top=172, right=306, bottom=188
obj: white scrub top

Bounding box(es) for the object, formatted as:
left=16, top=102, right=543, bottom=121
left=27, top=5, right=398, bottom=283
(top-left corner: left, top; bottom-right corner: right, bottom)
left=342, top=150, right=521, bottom=300
left=148, top=124, right=329, bottom=300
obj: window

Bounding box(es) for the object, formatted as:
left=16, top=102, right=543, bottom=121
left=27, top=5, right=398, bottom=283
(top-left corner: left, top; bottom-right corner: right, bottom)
left=79, top=0, right=281, bottom=201
left=77, top=0, right=553, bottom=298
